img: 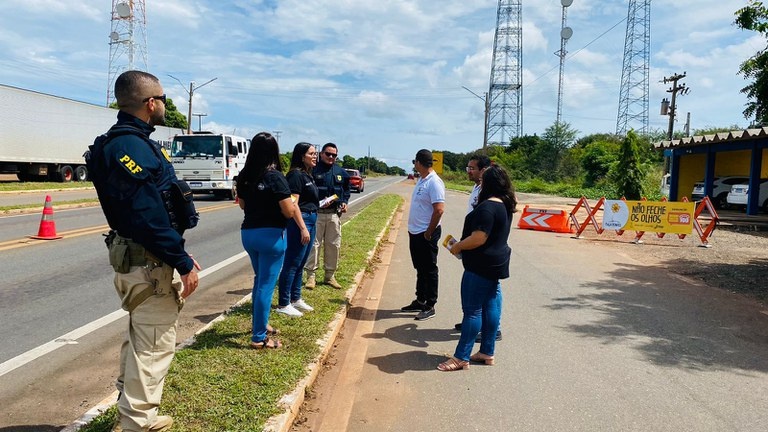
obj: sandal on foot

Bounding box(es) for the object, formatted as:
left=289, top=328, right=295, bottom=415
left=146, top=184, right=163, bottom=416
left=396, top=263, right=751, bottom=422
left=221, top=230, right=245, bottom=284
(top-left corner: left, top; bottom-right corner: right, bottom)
left=250, top=337, right=282, bottom=349
left=437, top=357, right=469, bottom=371
left=266, top=326, right=280, bottom=336
left=470, top=352, right=495, bottom=365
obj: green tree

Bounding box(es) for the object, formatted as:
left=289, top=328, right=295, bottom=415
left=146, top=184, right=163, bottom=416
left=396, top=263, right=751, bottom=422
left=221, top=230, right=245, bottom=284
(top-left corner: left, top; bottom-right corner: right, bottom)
left=341, top=155, right=357, bottom=169
left=735, top=1, right=768, bottom=125
left=108, top=98, right=188, bottom=129
left=530, top=122, right=578, bottom=181
left=692, top=124, right=744, bottom=135
left=580, top=139, right=620, bottom=186
left=612, top=130, right=645, bottom=199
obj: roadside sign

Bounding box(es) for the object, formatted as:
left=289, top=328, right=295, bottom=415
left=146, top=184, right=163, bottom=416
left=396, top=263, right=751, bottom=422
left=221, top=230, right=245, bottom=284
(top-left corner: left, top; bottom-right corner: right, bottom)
left=432, top=151, right=443, bottom=174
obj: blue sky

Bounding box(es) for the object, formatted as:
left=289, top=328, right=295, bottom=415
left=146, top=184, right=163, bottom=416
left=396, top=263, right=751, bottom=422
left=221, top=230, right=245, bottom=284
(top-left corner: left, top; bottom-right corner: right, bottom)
left=0, top=1, right=761, bottom=169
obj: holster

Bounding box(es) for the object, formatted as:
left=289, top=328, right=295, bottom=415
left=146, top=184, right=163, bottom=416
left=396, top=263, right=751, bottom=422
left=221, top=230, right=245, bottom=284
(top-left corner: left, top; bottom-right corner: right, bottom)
left=107, top=233, right=162, bottom=274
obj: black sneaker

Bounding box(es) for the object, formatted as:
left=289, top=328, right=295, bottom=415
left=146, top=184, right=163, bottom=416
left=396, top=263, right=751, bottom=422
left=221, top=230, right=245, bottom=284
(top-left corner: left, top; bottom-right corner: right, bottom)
left=414, top=307, right=436, bottom=321
left=454, top=323, right=462, bottom=331
left=475, top=330, right=503, bottom=343
left=401, top=300, right=425, bottom=312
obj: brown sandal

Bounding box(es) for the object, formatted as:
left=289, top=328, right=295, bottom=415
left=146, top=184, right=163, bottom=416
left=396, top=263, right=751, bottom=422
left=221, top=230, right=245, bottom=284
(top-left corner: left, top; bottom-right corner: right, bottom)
left=437, top=357, right=469, bottom=371
left=470, top=352, right=495, bottom=365
left=266, top=326, right=280, bottom=336
left=250, top=337, right=282, bottom=349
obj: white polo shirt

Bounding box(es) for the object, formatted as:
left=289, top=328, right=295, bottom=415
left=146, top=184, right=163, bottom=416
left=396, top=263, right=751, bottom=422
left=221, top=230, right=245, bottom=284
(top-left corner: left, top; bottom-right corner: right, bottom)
left=467, top=183, right=481, bottom=214
left=408, top=170, right=446, bottom=234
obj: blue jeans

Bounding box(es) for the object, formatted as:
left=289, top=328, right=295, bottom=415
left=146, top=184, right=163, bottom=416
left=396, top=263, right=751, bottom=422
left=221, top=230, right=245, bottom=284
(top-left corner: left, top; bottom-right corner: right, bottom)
left=454, top=270, right=502, bottom=362
left=241, top=227, right=286, bottom=343
left=278, top=212, right=317, bottom=307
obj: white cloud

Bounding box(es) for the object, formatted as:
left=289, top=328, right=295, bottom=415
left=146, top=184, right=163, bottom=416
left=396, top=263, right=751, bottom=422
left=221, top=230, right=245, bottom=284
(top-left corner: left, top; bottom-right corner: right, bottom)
left=0, top=0, right=758, bottom=167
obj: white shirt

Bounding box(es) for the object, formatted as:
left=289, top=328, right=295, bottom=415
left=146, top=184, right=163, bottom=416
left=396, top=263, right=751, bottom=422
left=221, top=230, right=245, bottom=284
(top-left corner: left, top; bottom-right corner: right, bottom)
left=467, top=183, right=481, bottom=214
left=408, top=170, right=445, bottom=234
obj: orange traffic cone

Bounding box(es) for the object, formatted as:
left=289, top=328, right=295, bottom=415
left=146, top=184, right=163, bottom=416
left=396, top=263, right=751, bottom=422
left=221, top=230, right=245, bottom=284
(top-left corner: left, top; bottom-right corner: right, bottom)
left=30, top=195, right=62, bottom=240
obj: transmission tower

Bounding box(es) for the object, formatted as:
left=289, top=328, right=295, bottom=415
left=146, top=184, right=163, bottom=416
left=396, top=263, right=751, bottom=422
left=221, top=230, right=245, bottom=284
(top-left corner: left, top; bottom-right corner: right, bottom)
left=487, top=0, right=523, bottom=145
left=107, top=0, right=148, bottom=106
left=615, top=0, right=650, bottom=136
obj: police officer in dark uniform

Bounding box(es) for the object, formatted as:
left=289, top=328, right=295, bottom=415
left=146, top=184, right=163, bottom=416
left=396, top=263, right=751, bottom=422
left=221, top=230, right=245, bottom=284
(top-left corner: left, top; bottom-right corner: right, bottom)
left=86, top=70, right=200, bottom=432
left=304, top=142, right=350, bottom=289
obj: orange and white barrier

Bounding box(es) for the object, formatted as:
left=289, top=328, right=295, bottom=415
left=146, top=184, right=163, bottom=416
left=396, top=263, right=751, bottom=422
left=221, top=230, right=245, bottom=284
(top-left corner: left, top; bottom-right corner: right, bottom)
left=569, top=195, right=717, bottom=247
left=30, top=195, right=62, bottom=240
left=517, top=206, right=573, bottom=233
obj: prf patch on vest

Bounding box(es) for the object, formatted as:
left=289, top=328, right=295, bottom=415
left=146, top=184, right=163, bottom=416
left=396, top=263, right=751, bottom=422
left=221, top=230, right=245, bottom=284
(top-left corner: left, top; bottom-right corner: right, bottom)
left=118, top=153, right=144, bottom=175
left=336, top=175, right=342, bottom=182
left=160, top=147, right=171, bottom=162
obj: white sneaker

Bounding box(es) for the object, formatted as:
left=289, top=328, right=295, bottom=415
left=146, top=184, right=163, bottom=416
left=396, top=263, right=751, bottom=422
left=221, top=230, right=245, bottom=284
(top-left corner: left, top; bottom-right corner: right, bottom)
left=276, top=304, right=303, bottom=317
left=292, top=298, right=314, bottom=312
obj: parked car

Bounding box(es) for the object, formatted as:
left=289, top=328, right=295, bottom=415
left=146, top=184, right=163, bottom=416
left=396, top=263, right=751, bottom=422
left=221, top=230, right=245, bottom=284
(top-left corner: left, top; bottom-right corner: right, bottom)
left=726, top=179, right=768, bottom=212
left=691, top=176, right=749, bottom=208
left=407, top=173, right=415, bottom=180
left=345, top=169, right=365, bottom=193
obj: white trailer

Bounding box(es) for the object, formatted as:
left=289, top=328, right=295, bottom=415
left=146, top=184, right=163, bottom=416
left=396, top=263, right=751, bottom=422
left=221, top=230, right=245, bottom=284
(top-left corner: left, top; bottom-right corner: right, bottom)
left=0, top=84, right=184, bottom=182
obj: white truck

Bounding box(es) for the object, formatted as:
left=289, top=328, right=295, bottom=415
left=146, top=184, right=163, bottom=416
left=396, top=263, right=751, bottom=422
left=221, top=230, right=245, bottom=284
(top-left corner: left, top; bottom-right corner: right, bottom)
left=170, top=132, right=250, bottom=199
left=0, top=84, right=184, bottom=182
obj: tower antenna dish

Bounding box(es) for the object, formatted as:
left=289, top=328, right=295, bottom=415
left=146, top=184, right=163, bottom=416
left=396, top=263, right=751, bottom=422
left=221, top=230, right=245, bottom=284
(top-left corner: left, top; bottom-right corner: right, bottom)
left=115, top=2, right=131, bottom=18
left=107, top=0, right=148, bottom=106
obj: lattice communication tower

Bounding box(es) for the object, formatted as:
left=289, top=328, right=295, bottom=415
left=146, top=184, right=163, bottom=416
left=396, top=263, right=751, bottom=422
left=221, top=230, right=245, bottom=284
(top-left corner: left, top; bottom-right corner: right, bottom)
left=107, top=0, right=148, bottom=106
left=616, top=0, right=650, bottom=136
left=487, top=0, right=523, bottom=145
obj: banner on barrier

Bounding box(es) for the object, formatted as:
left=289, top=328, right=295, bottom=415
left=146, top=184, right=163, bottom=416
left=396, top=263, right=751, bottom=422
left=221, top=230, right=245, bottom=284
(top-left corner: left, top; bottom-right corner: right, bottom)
left=603, top=200, right=694, bottom=234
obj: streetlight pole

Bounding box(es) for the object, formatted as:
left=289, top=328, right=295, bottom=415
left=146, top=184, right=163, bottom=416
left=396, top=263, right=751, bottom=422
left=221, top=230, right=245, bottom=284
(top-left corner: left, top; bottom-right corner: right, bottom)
left=168, top=75, right=218, bottom=134
left=462, top=86, right=489, bottom=150
left=192, top=113, right=207, bottom=132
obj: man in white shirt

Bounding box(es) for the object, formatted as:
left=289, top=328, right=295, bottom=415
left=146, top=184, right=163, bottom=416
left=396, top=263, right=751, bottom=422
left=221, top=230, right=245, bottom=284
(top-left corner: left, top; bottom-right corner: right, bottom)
left=466, top=154, right=491, bottom=213
left=456, top=154, right=502, bottom=341
left=401, top=149, right=445, bottom=321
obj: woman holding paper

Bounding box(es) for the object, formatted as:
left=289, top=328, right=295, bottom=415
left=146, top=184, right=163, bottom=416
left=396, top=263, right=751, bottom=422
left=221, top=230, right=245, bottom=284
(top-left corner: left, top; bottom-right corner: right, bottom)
left=237, top=132, right=304, bottom=349
left=276, top=142, right=318, bottom=317
left=437, top=165, right=517, bottom=371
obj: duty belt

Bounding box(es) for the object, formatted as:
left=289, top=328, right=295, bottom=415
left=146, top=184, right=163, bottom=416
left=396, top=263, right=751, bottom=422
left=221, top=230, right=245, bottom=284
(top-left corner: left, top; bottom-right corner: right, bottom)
left=113, top=234, right=162, bottom=266
left=318, top=208, right=337, bottom=213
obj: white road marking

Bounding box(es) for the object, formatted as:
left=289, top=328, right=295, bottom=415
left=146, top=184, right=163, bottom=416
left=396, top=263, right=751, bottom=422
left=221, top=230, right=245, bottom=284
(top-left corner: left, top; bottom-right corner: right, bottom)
left=0, top=251, right=249, bottom=378
left=0, top=177, right=403, bottom=377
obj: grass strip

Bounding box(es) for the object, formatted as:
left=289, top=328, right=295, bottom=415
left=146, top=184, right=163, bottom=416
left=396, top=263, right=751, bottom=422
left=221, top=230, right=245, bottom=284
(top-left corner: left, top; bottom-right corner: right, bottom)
left=0, top=181, right=93, bottom=192
left=0, top=198, right=99, bottom=213
left=79, top=193, right=404, bottom=432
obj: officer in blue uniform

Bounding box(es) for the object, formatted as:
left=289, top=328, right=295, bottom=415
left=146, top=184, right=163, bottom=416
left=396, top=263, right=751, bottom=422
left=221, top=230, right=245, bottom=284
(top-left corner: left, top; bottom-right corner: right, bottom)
left=86, top=70, right=200, bottom=432
left=304, top=142, right=350, bottom=289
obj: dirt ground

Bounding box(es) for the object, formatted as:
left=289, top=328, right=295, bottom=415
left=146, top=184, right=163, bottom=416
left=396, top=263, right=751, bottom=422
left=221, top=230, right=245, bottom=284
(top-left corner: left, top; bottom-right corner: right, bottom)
left=575, top=226, right=768, bottom=303
left=512, top=192, right=768, bottom=304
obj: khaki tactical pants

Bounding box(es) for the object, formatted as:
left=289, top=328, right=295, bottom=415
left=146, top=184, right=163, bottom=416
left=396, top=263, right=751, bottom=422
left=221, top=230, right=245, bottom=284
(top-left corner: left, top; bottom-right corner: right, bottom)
left=305, top=211, right=341, bottom=280
left=114, top=263, right=182, bottom=432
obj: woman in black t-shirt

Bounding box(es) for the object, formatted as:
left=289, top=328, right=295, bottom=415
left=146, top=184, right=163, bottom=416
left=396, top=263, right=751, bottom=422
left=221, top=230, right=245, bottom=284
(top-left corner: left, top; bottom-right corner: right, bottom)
left=438, top=165, right=517, bottom=371
left=276, top=142, right=319, bottom=317
left=236, top=132, right=305, bottom=349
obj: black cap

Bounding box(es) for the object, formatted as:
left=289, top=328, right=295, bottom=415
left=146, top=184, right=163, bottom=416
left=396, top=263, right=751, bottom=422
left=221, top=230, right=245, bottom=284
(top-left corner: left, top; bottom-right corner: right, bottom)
left=415, top=149, right=433, bottom=167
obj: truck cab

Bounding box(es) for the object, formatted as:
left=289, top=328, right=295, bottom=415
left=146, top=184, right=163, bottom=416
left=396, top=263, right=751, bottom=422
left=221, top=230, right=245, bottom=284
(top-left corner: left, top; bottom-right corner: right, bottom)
left=170, top=133, right=249, bottom=199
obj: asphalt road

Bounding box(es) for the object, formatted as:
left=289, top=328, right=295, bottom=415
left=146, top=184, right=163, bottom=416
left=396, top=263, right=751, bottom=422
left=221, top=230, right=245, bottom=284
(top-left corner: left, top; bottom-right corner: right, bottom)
left=0, top=175, right=404, bottom=430
left=296, top=183, right=768, bottom=432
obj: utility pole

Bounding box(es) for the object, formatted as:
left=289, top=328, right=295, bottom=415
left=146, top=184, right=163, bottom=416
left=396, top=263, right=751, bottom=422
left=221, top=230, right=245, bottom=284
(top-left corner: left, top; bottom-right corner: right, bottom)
left=659, top=72, right=689, bottom=140
left=168, top=75, right=217, bottom=134
left=272, top=130, right=282, bottom=143
left=462, top=86, right=489, bottom=150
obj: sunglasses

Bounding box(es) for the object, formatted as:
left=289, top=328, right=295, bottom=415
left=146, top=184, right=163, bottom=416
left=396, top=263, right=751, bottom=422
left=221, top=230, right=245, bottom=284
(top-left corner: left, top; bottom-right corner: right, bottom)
left=142, top=94, right=167, bottom=104
left=324, top=152, right=338, bottom=158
